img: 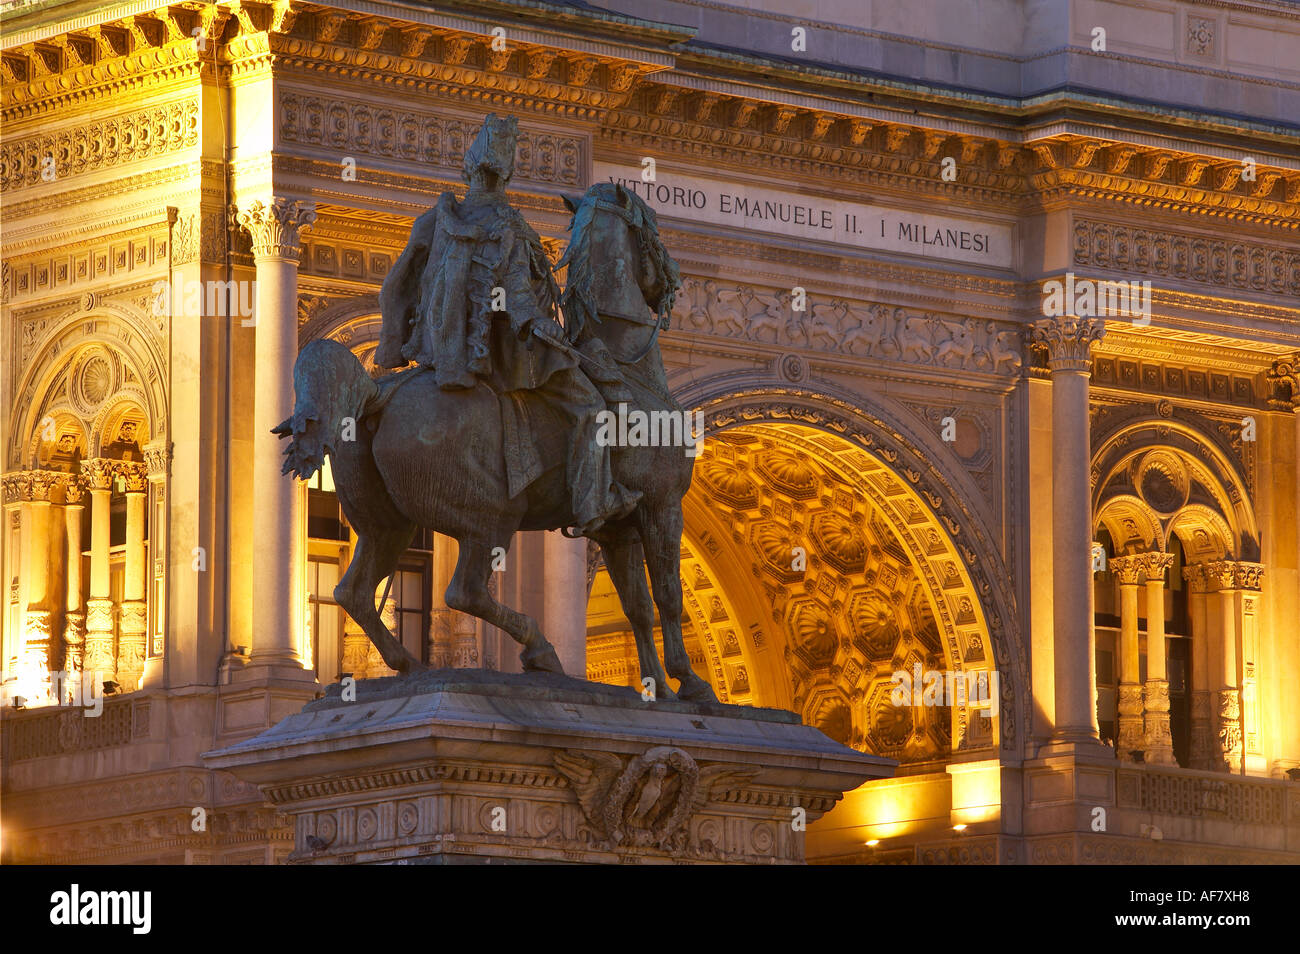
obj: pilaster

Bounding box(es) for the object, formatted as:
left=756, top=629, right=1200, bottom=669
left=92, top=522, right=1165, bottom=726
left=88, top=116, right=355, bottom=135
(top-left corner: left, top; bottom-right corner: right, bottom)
left=1031, top=315, right=1106, bottom=750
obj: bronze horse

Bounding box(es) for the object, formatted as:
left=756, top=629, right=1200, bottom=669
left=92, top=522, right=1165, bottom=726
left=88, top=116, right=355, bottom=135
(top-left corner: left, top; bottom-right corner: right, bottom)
left=276, top=183, right=717, bottom=703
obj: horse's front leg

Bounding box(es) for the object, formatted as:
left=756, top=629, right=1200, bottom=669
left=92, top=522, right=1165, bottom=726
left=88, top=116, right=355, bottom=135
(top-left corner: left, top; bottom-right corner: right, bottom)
left=598, top=531, right=674, bottom=701
left=635, top=502, right=718, bottom=704
left=445, top=535, right=564, bottom=675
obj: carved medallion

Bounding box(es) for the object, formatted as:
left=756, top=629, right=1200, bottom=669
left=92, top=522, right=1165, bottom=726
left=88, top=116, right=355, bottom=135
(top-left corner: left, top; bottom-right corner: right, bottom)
left=554, top=746, right=756, bottom=853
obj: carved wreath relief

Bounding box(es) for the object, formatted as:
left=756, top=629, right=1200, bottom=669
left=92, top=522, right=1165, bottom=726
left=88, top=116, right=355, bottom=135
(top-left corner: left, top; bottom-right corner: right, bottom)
left=554, top=746, right=757, bottom=853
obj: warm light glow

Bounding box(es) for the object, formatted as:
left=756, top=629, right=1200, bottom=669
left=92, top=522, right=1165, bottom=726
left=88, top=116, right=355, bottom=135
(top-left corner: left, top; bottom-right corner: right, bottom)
left=865, top=839, right=880, bottom=847
left=947, top=760, right=1002, bottom=826
left=952, top=824, right=968, bottom=832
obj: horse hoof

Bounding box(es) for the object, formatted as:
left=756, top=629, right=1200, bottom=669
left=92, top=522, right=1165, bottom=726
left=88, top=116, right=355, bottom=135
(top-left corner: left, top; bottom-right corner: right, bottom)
left=389, top=655, right=425, bottom=675
left=675, top=674, right=719, bottom=704
left=521, top=641, right=566, bottom=675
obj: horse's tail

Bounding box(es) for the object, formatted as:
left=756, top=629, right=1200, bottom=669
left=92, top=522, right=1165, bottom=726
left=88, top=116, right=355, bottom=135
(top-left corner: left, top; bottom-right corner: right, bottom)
left=272, top=339, right=379, bottom=480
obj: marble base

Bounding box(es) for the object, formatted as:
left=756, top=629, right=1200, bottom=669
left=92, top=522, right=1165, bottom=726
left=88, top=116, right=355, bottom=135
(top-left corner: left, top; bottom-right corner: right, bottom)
left=203, top=669, right=895, bottom=864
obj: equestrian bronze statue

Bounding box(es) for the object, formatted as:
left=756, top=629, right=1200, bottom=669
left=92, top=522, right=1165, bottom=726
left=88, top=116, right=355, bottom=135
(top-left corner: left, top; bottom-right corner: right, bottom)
left=275, top=114, right=717, bottom=703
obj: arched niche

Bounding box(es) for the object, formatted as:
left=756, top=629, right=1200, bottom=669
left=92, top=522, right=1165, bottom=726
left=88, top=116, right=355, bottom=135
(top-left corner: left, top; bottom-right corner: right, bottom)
left=8, top=306, right=166, bottom=472
left=1095, top=494, right=1167, bottom=556
left=1091, top=418, right=1258, bottom=563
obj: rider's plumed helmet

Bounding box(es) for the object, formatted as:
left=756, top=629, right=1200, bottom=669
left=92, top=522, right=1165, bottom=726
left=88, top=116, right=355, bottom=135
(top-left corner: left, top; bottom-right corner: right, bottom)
left=462, top=113, right=518, bottom=187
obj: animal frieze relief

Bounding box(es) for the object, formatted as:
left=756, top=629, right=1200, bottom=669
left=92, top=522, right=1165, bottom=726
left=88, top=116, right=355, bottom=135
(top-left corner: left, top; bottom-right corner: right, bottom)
left=671, top=278, right=1022, bottom=375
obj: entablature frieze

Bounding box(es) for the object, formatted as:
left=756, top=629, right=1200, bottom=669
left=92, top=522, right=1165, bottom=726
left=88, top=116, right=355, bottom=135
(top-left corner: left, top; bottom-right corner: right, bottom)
left=4, top=228, right=172, bottom=307
left=1072, top=217, right=1300, bottom=299
left=276, top=90, right=588, bottom=192
left=6, top=6, right=1299, bottom=237
left=1, top=97, right=200, bottom=194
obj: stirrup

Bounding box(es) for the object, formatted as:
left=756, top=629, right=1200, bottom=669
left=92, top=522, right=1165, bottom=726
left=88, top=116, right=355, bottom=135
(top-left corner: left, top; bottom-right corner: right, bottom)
left=560, top=525, right=586, bottom=539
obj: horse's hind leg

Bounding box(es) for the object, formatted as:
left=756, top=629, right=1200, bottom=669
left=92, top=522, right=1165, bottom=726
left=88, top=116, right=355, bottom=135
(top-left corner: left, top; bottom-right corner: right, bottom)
left=600, top=532, right=674, bottom=701
left=334, top=523, right=421, bottom=674
left=445, top=537, right=565, bottom=675
left=636, top=502, right=718, bottom=703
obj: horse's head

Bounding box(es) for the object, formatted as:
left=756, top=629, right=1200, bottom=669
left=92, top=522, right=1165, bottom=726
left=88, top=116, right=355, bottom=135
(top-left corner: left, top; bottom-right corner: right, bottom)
left=558, top=183, right=681, bottom=351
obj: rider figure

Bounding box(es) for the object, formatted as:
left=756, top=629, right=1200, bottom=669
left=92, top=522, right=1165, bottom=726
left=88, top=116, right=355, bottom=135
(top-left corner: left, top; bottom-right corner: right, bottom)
left=376, top=114, right=640, bottom=535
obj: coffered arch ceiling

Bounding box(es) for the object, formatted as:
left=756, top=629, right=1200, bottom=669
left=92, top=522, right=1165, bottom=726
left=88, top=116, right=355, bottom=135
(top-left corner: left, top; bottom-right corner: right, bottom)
left=589, top=413, right=1016, bottom=769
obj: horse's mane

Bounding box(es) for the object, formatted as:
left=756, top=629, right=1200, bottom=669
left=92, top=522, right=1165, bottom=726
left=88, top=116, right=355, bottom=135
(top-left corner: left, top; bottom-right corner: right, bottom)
left=558, top=182, right=680, bottom=343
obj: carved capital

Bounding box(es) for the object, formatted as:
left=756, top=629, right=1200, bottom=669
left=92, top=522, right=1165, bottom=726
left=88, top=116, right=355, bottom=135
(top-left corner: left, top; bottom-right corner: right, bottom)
left=1266, top=354, right=1300, bottom=411
left=1109, top=554, right=1145, bottom=586
left=26, top=470, right=59, bottom=502
left=116, top=462, right=149, bottom=494
left=2, top=472, right=32, bottom=504
left=1031, top=316, right=1106, bottom=373
left=63, top=478, right=87, bottom=506
left=143, top=442, right=171, bottom=478
left=1201, top=560, right=1264, bottom=592
left=234, top=198, right=316, bottom=260
left=80, top=458, right=115, bottom=492
left=1201, top=561, right=1239, bottom=592
left=1230, top=562, right=1264, bottom=592
left=1137, top=551, right=1175, bottom=582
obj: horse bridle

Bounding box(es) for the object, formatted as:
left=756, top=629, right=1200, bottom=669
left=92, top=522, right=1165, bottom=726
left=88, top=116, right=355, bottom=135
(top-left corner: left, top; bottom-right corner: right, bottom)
left=591, top=198, right=667, bottom=366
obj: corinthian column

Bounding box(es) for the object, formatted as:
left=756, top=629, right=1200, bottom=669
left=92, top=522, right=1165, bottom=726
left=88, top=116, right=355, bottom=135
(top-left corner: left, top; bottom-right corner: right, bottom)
left=63, top=477, right=86, bottom=703
left=1109, top=555, right=1145, bottom=761
left=116, top=463, right=149, bottom=691
left=21, top=471, right=58, bottom=700
left=1032, top=316, right=1106, bottom=747
left=1139, top=551, right=1176, bottom=765
left=234, top=198, right=316, bottom=674
left=1203, top=561, right=1264, bottom=774
left=1206, top=562, right=1242, bottom=773
left=1183, top=563, right=1214, bottom=769
left=81, top=459, right=115, bottom=690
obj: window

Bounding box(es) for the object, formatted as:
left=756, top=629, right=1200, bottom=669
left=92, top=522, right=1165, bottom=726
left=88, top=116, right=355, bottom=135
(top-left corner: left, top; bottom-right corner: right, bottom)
left=306, top=556, right=342, bottom=683
left=308, top=459, right=347, bottom=541
left=307, top=456, right=434, bottom=669
left=387, top=562, right=430, bottom=665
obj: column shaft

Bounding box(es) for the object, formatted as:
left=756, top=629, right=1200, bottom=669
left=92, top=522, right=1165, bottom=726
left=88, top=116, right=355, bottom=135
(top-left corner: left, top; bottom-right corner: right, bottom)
left=237, top=198, right=315, bottom=673
left=1113, top=560, right=1143, bottom=760
left=21, top=479, right=56, bottom=698
left=1141, top=552, right=1175, bottom=765
left=117, top=479, right=148, bottom=690
left=543, top=530, right=589, bottom=678
left=1033, top=315, right=1106, bottom=749
left=63, top=495, right=86, bottom=700
left=1185, top=568, right=1213, bottom=769
left=1217, top=583, right=1242, bottom=773
left=83, top=474, right=115, bottom=689
left=1050, top=368, right=1099, bottom=743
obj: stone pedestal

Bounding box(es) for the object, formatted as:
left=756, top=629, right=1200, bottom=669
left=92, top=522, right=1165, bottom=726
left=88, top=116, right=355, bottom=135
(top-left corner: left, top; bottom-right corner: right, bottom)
left=204, top=670, right=893, bottom=865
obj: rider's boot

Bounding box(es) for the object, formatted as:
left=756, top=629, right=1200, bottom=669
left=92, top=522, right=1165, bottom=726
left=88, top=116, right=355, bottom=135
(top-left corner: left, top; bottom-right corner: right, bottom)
left=570, top=482, right=643, bottom=537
